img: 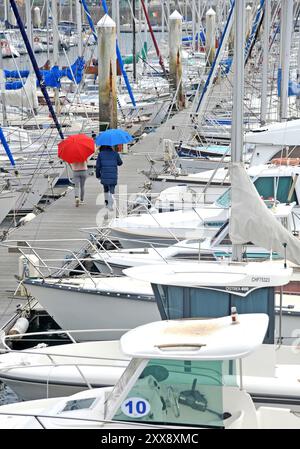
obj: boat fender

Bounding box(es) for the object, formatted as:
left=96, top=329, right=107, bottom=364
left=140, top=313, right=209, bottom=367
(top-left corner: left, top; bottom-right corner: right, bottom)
left=8, top=317, right=29, bottom=338
left=17, top=213, right=36, bottom=227
left=33, top=343, right=48, bottom=349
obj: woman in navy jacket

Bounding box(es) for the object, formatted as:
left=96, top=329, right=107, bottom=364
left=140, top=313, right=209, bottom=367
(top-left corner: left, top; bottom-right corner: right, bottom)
left=95, top=145, right=123, bottom=209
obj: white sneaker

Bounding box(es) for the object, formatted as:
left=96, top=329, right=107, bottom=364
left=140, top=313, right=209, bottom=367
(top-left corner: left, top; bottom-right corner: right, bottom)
left=75, top=197, right=80, bottom=207
left=80, top=200, right=85, bottom=204
left=108, top=198, right=114, bottom=211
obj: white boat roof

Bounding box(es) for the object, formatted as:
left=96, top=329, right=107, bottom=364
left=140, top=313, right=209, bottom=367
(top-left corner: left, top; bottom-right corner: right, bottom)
left=123, top=261, right=292, bottom=288
left=248, top=164, right=300, bottom=178
left=110, top=206, right=223, bottom=229
left=244, top=119, right=300, bottom=145
left=120, top=314, right=269, bottom=360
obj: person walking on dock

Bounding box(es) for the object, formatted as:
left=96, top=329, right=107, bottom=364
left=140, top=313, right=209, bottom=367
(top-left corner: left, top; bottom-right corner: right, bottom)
left=95, top=145, right=123, bottom=210
left=71, top=160, right=88, bottom=207
left=57, top=133, right=95, bottom=208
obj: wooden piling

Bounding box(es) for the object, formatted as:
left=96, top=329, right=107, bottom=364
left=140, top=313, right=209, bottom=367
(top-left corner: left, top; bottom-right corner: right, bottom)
left=169, top=10, right=185, bottom=110
left=97, top=14, right=117, bottom=130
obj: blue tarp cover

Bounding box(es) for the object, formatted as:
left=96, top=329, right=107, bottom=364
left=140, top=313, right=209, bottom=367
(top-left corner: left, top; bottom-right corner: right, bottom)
left=4, top=57, right=85, bottom=90
left=220, top=57, right=233, bottom=75
left=182, top=31, right=206, bottom=44
left=277, top=68, right=300, bottom=96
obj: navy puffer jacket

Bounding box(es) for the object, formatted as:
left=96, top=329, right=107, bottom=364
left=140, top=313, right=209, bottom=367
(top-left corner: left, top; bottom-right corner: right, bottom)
left=95, top=146, right=123, bottom=186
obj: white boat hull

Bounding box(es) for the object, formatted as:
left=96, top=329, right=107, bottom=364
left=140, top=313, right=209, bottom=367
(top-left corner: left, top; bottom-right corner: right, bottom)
left=178, top=157, right=230, bottom=174
left=26, top=282, right=160, bottom=341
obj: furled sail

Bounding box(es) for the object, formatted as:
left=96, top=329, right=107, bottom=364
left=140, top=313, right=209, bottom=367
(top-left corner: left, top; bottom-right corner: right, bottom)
left=229, top=162, right=300, bottom=265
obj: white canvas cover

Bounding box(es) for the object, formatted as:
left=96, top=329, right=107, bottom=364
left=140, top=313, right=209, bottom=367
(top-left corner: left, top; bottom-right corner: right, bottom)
left=0, top=71, right=38, bottom=110
left=229, top=162, right=300, bottom=265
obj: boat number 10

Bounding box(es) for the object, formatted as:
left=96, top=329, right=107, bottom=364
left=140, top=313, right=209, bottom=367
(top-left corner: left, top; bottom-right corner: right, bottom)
left=121, top=397, right=151, bottom=418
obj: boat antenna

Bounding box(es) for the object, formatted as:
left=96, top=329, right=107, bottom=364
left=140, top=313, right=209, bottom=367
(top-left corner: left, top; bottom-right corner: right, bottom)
left=283, top=242, right=287, bottom=268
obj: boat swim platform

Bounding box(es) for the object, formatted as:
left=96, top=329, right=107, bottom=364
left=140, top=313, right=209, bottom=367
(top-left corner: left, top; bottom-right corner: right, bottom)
left=0, top=105, right=193, bottom=327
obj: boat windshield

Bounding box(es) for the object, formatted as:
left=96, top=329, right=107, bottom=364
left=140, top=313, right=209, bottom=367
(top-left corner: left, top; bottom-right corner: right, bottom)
left=215, top=188, right=231, bottom=208
left=111, top=358, right=237, bottom=428
left=215, top=174, right=299, bottom=208
left=253, top=176, right=298, bottom=204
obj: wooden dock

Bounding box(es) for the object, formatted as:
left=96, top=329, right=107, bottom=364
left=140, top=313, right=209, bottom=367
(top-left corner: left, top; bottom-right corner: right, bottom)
left=0, top=106, right=192, bottom=327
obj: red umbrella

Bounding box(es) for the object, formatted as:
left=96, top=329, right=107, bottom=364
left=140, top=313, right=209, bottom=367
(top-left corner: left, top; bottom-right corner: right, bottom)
left=58, top=134, right=95, bottom=163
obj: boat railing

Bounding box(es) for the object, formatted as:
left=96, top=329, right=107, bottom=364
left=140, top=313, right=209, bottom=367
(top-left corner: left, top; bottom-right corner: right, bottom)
left=124, top=190, right=222, bottom=213
left=291, top=210, right=300, bottom=235
left=2, top=237, right=119, bottom=282
left=1, top=327, right=130, bottom=350
left=201, top=149, right=231, bottom=195
left=1, top=126, right=32, bottom=145
left=0, top=410, right=174, bottom=429
left=1, top=328, right=130, bottom=395
left=88, top=227, right=233, bottom=262
left=110, top=191, right=226, bottom=222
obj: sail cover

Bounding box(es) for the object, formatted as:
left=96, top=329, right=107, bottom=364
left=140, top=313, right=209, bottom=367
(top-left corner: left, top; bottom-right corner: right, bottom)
left=0, top=71, right=38, bottom=110
left=3, top=58, right=85, bottom=89
left=229, top=162, right=300, bottom=265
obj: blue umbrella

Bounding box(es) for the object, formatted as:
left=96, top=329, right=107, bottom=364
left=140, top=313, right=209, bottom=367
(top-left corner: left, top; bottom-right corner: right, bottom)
left=95, top=129, right=134, bottom=146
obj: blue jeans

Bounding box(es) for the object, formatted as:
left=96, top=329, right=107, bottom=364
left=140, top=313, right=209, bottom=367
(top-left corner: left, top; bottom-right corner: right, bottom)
left=103, top=184, right=116, bottom=194
left=102, top=184, right=116, bottom=208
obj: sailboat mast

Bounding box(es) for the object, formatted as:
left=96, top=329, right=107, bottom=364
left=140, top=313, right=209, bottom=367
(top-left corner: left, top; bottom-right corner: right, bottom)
left=69, top=0, right=73, bottom=22
left=25, top=0, right=33, bottom=50
left=4, top=0, right=8, bottom=22
left=231, top=0, right=245, bottom=262
left=52, top=0, right=60, bottom=114
left=161, top=0, right=165, bottom=42
left=111, top=0, right=120, bottom=44
left=279, top=0, right=293, bottom=122
left=52, top=0, right=59, bottom=66
left=144, top=0, right=148, bottom=47
left=0, top=48, right=8, bottom=127
left=46, top=0, right=50, bottom=60
left=192, top=0, right=196, bottom=51
left=9, top=0, right=64, bottom=139
left=132, top=0, right=137, bottom=81
left=260, top=0, right=270, bottom=125
left=75, top=0, right=82, bottom=57
left=140, top=0, right=167, bottom=76
left=76, top=0, right=82, bottom=57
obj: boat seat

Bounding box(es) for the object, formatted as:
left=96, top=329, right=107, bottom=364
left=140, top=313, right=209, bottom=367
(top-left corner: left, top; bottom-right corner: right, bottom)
left=257, top=407, right=300, bottom=429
